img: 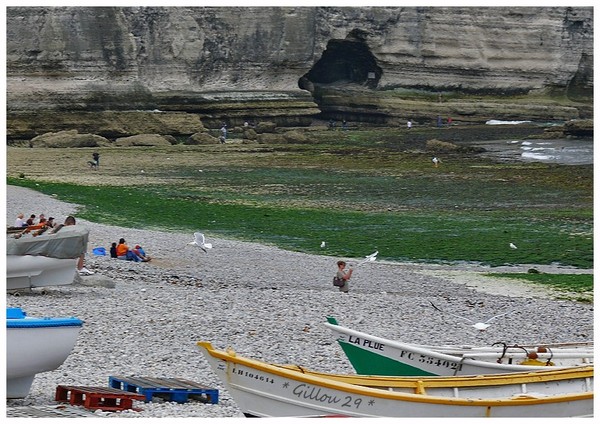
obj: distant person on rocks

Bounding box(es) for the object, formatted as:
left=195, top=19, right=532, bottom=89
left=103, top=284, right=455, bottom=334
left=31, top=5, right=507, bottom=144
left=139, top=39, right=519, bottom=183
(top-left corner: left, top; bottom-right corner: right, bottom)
left=88, top=152, right=99, bottom=169
left=447, top=117, right=452, bottom=127
left=437, top=116, right=443, bottom=127
left=432, top=157, right=441, bottom=168
left=220, top=124, right=227, bottom=143
left=336, top=260, right=353, bottom=294
left=407, top=120, right=412, bottom=130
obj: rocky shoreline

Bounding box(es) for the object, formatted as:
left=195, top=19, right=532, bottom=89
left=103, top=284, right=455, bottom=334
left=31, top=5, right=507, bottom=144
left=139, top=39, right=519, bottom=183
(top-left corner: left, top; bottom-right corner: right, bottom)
left=5, top=185, right=594, bottom=418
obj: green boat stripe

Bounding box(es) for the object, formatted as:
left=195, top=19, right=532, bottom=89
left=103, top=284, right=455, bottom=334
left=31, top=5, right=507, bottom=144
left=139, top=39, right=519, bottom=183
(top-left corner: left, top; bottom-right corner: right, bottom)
left=339, top=341, right=438, bottom=377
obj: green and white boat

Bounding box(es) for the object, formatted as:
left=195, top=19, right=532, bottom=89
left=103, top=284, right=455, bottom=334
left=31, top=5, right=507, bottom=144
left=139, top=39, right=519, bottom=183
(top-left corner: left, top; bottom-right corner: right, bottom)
left=325, top=317, right=593, bottom=376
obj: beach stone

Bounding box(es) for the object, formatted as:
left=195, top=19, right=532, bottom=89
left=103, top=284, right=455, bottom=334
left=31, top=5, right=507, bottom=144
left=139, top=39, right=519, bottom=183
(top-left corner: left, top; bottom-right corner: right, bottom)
left=74, top=274, right=116, bottom=288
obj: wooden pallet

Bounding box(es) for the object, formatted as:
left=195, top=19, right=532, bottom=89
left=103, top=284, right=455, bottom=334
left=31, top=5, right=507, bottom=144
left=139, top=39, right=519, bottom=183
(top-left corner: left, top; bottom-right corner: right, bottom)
left=109, top=376, right=219, bottom=404
left=55, top=385, right=145, bottom=412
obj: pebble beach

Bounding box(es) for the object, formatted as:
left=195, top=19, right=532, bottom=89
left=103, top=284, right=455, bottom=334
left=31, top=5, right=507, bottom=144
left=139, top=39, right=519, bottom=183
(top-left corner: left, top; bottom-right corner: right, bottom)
left=5, top=185, right=594, bottom=418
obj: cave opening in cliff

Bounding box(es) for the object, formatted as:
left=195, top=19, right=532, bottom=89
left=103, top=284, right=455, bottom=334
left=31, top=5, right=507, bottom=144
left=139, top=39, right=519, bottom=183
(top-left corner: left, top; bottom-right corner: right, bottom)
left=298, top=29, right=382, bottom=91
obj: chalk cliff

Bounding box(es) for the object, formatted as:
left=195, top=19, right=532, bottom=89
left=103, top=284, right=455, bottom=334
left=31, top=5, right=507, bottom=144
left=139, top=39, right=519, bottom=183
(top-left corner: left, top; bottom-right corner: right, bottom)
left=6, top=6, right=593, bottom=138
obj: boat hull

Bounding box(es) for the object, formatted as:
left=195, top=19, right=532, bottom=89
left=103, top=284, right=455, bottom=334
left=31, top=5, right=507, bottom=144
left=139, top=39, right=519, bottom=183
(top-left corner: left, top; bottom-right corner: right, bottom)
left=6, top=255, right=78, bottom=290
left=325, top=318, right=593, bottom=376
left=197, top=342, right=593, bottom=418
left=6, top=308, right=83, bottom=398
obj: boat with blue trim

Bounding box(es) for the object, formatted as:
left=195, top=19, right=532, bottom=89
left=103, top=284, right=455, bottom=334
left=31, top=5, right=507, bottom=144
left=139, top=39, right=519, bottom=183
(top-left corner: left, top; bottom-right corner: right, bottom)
left=6, top=307, right=83, bottom=398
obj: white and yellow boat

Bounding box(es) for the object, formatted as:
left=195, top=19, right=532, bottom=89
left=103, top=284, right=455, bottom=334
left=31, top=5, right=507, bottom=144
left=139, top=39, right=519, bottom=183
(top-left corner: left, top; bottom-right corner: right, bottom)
left=197, top=341, right=593, bottom=418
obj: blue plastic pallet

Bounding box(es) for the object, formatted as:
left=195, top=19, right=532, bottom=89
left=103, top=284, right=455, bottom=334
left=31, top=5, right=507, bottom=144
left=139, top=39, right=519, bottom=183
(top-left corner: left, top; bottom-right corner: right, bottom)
left=108, top=376, right=219, bottom=404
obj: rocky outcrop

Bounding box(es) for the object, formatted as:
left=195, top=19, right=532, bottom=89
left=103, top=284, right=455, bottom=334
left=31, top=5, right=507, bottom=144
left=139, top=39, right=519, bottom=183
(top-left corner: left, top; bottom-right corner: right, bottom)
left=30, top=130, right=111, bottom=148
left=114, top=134, right=173, bottom=147
left=186, top=132, right=221, bottom=145
left=527, top=119, right=592, bottom=139
left=5, top=6, right=593, bottom=137
left=7, top=111, right=205, bottom=140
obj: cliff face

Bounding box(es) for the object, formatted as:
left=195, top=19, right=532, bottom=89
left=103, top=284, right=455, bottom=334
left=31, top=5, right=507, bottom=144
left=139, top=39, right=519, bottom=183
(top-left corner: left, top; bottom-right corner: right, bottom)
left=5, top=6, right=593, bottom=135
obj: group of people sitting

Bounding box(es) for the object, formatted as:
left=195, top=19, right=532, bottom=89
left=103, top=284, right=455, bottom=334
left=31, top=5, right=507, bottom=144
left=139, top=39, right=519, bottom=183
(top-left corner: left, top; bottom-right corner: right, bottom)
left=14, top=212, right=56, bottom=228
left=12, top=212, right=58, bottom=238
left=110, top=238, right=151, bottom=262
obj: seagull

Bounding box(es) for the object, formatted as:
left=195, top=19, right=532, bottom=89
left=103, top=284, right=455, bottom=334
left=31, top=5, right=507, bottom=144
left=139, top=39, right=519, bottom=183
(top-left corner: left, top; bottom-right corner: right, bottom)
left=188, top=232, right=213, bottom=253
left=141, top=170, right=145, bottom=173
left=364, top=250, right=378, bottom=262
left=355, top=251, right=378, bottom=267
left=429, top=301, right=514, bottom=331
left=320, top=241, right=326, bottom=248
left=509, top=242, right=518, bottom=249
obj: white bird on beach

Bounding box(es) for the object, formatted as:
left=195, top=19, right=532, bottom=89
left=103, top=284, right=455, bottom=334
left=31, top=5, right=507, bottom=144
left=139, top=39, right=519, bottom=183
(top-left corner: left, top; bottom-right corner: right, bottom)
left=429, top=302, right=514, bottom=331
left=509, top=242, right=518, bottom=249
left=320, top=241, right=326, bottom=248
left=188, top=232, right=213, bottom=253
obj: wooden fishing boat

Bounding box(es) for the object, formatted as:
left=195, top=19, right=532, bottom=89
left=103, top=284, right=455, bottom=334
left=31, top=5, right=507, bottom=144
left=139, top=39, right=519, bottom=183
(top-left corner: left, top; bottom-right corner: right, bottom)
left=6, top=225, right=89, bottom=290
left=197, top=341, right=593, bottom=417
left=325, top=317, right=593, bottom=377
left=7, top=307, right=83, bottom=398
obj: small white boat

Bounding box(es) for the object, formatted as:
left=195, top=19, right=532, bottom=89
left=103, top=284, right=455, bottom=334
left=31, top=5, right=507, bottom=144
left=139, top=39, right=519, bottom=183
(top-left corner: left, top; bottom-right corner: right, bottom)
left=325, top=317, right=593, bottom=376
left=6, top=225, right=89, bottom=290
left=6, top=307, right=83, bottom=398
left=197, top=341, right=593, bottom=417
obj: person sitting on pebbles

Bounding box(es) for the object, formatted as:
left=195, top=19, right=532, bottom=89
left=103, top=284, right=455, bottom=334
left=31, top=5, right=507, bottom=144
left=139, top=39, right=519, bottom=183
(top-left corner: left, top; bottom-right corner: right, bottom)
left=116, top=238, right=148, bottom=262
left=133, top=244, right=151, bottom=262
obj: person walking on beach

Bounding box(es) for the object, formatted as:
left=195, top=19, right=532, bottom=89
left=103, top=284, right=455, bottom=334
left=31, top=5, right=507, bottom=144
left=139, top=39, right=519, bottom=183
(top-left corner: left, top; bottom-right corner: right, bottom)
left=92, top=152, right=100, bottom=169
left=432, top=156, right=441, bottom=168
left=336, top=260, right=353, bottom=293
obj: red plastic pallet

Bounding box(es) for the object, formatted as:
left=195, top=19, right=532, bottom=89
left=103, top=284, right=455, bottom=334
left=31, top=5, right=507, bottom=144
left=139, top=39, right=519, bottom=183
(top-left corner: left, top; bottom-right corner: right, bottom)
left=55, top=385, right=145, bottom=412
